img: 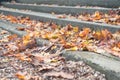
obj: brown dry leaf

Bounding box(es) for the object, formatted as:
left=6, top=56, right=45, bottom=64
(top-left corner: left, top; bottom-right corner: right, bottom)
left=26, top=54, right=44, bottom=66
left=63, top=42, right=76, bottom=48
left=14, top=53, right=32, bottom=62
left=43, top=71, right=74, bottom=79
left=7, top=34, right=18, bottom=41
left=16, top=27, right=25, bottom=31
left=118, top=42, right=120, bottom=48
left=101, top=29, right=112, bottom=40
left=57, top=15, right=66, bottom=18
left=38, top=66, right=54, bottom=72
left=51, top=23, right=58, bottom=30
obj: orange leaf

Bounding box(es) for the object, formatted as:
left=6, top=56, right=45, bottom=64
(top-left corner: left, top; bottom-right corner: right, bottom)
left=79, top=28, right=91, bottom=39
left=118, top=42, right=120, bottom=48
left=15, top=72, right=26, bottom=80
left=63, top=42, right=75, bottom=48
left=22, top=34, right=31, bottom=45
left=93, top=31, right=102, bottom=40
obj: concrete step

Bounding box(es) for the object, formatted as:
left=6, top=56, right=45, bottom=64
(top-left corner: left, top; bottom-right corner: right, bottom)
left=1, top=2, right=117, bottom=15
left=62, top=51, right=120, bottom=80
left=0, top=20, right=120, bottom=80
left=16, top=0, right=120, bottom=8
left=0, top=8, right=119, bottom=33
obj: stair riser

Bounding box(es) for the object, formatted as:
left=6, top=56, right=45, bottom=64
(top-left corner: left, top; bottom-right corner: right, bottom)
left=16, top=0, right=120, bottom=8
left=1, top=2, right=114, bottom=15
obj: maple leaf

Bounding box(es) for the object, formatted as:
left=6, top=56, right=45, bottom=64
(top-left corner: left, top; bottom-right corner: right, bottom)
left=79, top=28, right=91, bottom=39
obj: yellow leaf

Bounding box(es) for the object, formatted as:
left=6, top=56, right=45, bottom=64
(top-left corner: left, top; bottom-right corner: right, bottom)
left=22, top=34, right=31, bottom=45
left=73, top=27, right=79, bottom=32
left=66, top=46, right=78, bottom=51
left=51, top=59, right=58, bottom=63
left=51, top=34, right=59, bottom=39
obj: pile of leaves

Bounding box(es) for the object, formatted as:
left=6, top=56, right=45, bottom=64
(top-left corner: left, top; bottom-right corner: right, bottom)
left=0, top=31, right=106, bottom=80
left=55, top=11, right=120, bottom=25
left=0, top=14, right=120, bottom=57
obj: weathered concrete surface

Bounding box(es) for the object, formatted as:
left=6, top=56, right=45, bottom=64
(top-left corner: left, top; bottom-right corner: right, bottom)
left=0, top=20, right=26, bottom=36
left=16, top=0, right=120, bottom=8
left=1, top=2, right=116, bottom=15
left=62, top=51, right=120, bottom=80
left=0, top=8, right=119, bottom=33
left=0, top=20, right=120, bottom=80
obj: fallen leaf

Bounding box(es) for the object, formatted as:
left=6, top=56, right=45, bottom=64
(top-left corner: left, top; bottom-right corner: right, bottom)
left=43, top=71, right=74, bottom=79
left=15, top=72, right=26, bottom=80
left=7, top=34, right=18, bottom=41
left=57, top=15, right=66, bottom=18
left=16, top=27, right=25, bottom=31
left=79, top=28, right=91, bottom=39
left=66, top=46, right=78, bottom=51
left=93, top=11, right=102, bottom=20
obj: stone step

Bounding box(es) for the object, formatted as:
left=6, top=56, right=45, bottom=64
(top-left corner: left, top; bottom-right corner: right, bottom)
left=16, top=0, right=120, bottom=8
left=1, top=2, right=117, bottom=15
left=0, top=8, right=119, bottom=33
